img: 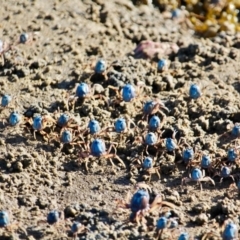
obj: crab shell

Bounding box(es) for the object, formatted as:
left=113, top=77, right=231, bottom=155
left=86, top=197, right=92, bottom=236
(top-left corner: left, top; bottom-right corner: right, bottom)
left=114, top=118, right=126, bottom=133
left=166, top=138, right=177, bottom=152
left=156, top=216, right=168, bottom=230
left=94, top=59, right=106, bottom=74
left=90, top=139, right=106, bottom=157
left=122, top=84, right=136, bottom=102
left=47, top=210, right=60, bottom=224
left=0, top=210, right=9, bottom=227
left=145, top=132, right=158, bottom=145
left=76, top=83, right=90, bottom=98
left=189, top=84, right=201, bottom=99
left=182, top=147, right=194, bottom=163
left=149, top=116, right=161, bottom=131
left=88, top=120, right=101, bottom=134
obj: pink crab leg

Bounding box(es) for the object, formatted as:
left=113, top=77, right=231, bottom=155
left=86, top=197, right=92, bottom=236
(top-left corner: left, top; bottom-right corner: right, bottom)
left=107, top=144, right=115, bottom=154
left=182, top=177, right=198, bottom=189
left=220, top=175, right=235, bottom=184
left=79, top=151, right=90, bottom=159
left=105, top=154, right=126, bottom=168
left=152, top=101, right=169, bottom=114
left=108, top=85, right=121, bottom=96
left=125, top=191, right=132, bottom=203
left=115, top=199, right=130, bottom=209
left=157, top=229, right=164, bottom=239
left=201, top=231, right=220, bottom=240
left=149, top=195, right=163, bottom=212
left=161, top=201, right=177, bottom=209
left=35, top=130, right=49, bottom=139
left=150, top=200, right=176, bottom=213
left=146, top=145, right=150, bottom=155
left=148, top=167, right=161, bottom=179
left=201, top=177, right=215, bottom=185
left=135, top=211, right=144, bottom=225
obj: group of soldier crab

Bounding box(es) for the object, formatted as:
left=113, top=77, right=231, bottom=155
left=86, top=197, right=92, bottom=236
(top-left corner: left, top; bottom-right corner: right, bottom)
left=0, top=208, right=87, bottom=238
left=0, top=183, right=238, bottom=239
left=0, top=32, right=38, bottom=66
left=1, top=52, right=240, bottom=239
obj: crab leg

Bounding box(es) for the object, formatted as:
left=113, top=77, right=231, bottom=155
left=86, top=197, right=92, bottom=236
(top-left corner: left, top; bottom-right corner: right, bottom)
left=106, top=154, right=126, bottom=168
left=201, top=177, right=215, bottom=186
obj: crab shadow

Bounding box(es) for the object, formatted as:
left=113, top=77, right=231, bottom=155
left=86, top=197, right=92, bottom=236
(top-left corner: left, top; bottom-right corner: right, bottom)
left=0, top=235, right=19, bottom=240
left=47, top=100, right=67, bottom=112
left=114, top=175, right=132, bottom=186
left=62, top=159, right=82, bottom=172
left=90, top=73, right=107, bottom=84
left=25, top=227, right=47, bottom=240
left=182, top=181, right=216, bottom=192
left=51, top=78, right=78, bottom=90
left=213, top=177, right=236, bottom=190
left=217, top=131, right=237, bottom=148
left=232, top=81, right=240, bottom=94
left=0, top=130, right=28, bottom=146
left=35, top=142, right=58, bottom=154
